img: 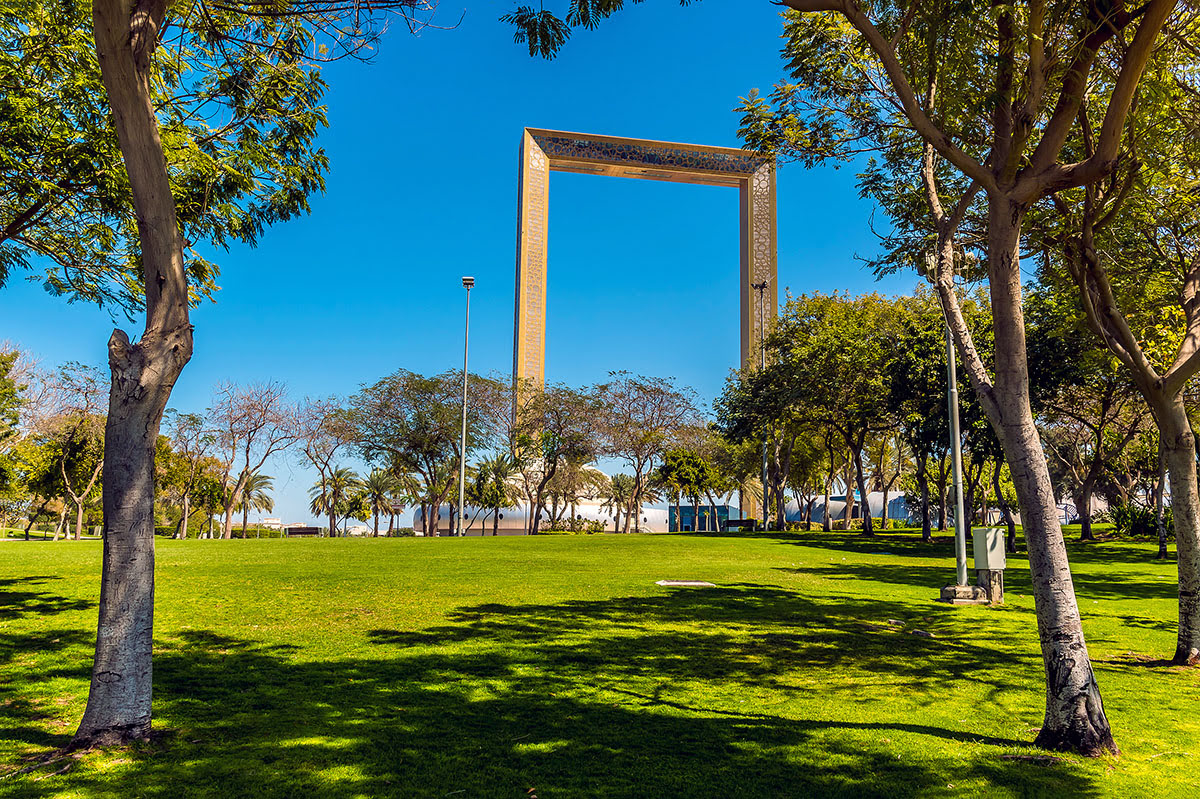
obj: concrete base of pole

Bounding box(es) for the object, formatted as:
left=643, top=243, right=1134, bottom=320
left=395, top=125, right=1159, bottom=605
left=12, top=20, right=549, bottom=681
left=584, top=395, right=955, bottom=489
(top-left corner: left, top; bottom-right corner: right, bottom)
left=937, top=570, right=1004, bottom=605
left=937, top=583, right=990, bottom=605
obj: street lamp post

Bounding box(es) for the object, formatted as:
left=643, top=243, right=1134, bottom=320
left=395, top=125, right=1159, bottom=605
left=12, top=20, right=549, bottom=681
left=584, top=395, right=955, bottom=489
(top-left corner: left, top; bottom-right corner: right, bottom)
left=945, top=321, right=969, bottom=586
left=457, top=276, right=474, bottom=537
left=752, top=280, right=770, bottom=528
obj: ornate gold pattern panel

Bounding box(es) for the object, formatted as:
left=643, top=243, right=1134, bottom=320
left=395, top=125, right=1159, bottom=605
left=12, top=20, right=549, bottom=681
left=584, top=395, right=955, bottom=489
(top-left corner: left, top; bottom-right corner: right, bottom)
left=514, top=128, right=777, bottom=389
left=514, top=132, right=550, bottom=385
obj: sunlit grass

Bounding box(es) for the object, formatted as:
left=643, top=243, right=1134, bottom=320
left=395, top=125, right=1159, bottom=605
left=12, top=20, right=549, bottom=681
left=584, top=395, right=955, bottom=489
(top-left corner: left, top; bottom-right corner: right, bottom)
left=0, top=530, right=1196, bottom=797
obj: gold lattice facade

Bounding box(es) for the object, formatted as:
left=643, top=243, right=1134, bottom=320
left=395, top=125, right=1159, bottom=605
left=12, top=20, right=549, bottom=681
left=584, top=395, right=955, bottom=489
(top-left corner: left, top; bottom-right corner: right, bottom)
left=514, top=128, right=778, bottom=386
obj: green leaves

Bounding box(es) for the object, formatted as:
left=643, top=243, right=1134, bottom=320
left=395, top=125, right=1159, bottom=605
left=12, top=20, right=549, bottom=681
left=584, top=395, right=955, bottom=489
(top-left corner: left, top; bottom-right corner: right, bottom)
left=501, top=6, right=572, bottom=59
left=501, top=0, right=693, bottom=59
left=0, top=0, right=331, bottom=311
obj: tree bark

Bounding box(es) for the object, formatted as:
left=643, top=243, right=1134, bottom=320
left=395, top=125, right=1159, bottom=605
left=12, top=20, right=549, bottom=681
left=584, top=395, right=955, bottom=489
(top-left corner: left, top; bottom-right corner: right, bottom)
left=1156, top=396, right=1200, bottom=664
left=822, top=477, right=831, bottom=532
left=1075, top=483, right=1094, bottom=542
left=917, top=456, right=931, bottom=543
left=1157, top=440, right=1169, bottom=560
left=852, top=444, right=873, bottom=535
left=177, top=494, right=190, bottom=539
left=982, top=199, right=1116, bottom=755
left=75, top=0, right=195, bottom=748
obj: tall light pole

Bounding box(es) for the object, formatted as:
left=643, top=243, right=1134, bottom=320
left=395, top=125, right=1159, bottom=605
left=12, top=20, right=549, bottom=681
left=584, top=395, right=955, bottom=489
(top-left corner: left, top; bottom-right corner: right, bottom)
left=457, top=276, right=474, bottom=537
left=946, top=320, right=969, bottom=586
left=926, top=253, right=969, bottom=588
left=752, top=280, right=769, bottom=527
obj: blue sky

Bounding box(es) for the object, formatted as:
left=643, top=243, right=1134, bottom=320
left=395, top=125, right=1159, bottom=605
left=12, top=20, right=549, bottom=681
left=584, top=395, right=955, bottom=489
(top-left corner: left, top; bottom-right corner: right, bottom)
left=2, top=0, right=921, bottom=523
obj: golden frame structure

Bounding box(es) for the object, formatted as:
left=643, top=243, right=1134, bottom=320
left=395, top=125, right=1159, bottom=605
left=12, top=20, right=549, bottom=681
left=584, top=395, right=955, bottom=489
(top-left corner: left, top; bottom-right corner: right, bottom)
left=513, top=128, right=778, bottom=386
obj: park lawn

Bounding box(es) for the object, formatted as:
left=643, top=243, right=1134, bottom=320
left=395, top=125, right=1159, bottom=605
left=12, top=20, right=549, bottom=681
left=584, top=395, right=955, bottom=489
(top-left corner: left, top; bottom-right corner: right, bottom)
left=0, top=531, right=1195, bottom=798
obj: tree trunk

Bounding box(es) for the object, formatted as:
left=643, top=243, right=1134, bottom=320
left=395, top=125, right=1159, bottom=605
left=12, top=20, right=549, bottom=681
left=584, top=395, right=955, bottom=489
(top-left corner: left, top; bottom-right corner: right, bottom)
left=1156, top=395, right=1200, bottom=665
left=241, top=503, right=249, bottom=539
left=993, top=462, right=1018, bottom=554
left=822, top=477, right=832, bottom=532
left=177, top=494, right=190, bottom=539
left=852, top=445, right=873, bottom=535
left=493, top=508, right=500, bottom=536
left=1157, top=440, right=1169, bottom=560
left=54, top=505, right=67, bottom=541
left=915, top=456, right=931, bottom=543
left=982, top=198, right=1115, bottom=755
left=74, top=0, right=195, bottom=748
left=1075, top=483, right=1094, bottom=542
left=936, top=457, right=948, bottom=531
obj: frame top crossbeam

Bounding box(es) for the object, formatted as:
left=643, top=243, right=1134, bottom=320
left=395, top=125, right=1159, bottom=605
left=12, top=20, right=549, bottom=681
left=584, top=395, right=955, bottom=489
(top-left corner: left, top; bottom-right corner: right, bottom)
left=526, top=128, right=768, bottom=188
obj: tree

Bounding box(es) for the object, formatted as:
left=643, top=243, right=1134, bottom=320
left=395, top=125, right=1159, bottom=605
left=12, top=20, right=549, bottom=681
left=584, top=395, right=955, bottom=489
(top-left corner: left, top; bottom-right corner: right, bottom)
left=297, top=397, right=355, bottom=538
left=308, top=467, right=362, bottom=537
left=212, top=382, right=296, bottom=540
left=1027, top=290, right=1147, bottom=541
left=362, top=468, right=396, bottom=536
left=720, top=0, right=1180, bottom=755
left=60, top=0, right=436, bottom=745
left=162, top=411, right=215, bottom=538
left=598, top=372, right=699, bottom=533
left=467, top=454, right=520, bottom=536
left=769, top=293, right=898, bottom=535
left=34, top=363, right=108, bottom=540
left=236, top=472, right=274, bottom=536
left=656, top=448, right=717, bottom=532
left=601, top=473, right=636, bottom=533
left=348, top=370, right=484, bottom=537
left=1030, top=40, right=1200, bottom=662
left=516, top=384, right=601, bottom=535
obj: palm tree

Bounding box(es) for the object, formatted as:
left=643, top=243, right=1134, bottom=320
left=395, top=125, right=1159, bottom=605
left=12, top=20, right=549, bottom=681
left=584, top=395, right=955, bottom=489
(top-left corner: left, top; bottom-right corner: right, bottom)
left=236, top=472, right=274, bottom=538
left=309, top=467, right=361, bottom=537
left=601, top=473, right=636, bottom=533
left=469, top=454, right=521, bottom=535
left=362, top=468, right=397, bottom=536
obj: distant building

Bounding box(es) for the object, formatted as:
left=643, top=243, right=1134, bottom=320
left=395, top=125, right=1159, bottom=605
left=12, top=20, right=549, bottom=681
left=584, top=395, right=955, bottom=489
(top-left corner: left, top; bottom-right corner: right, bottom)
left=260, top=518, right=283, bottom=531
left=669, top=504, right=734, bottom=532
left=413, top=498, right=669, bottom=535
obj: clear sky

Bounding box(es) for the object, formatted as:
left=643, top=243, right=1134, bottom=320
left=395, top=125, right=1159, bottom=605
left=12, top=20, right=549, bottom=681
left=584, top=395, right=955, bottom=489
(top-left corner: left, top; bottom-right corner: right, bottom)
left=2, top=0, right=921, bottom=524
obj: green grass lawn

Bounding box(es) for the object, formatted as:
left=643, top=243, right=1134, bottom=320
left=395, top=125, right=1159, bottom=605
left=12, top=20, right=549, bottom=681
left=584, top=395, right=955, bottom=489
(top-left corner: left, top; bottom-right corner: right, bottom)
left=1, top=530, right=1196, bottom=798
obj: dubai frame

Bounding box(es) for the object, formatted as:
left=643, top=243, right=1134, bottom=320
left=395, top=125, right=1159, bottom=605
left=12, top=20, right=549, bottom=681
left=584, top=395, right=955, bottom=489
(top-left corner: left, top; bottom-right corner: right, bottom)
left=513, top=128, right=778, bottom=386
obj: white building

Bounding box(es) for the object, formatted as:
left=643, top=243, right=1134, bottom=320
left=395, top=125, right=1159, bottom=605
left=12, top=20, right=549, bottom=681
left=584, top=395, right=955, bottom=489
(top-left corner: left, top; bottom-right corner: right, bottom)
left=412, top=498, right=669, bottom=535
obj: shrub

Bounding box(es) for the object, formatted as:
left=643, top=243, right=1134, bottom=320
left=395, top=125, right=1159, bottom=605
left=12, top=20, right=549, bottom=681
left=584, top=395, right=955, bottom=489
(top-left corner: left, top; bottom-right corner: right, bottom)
left=1111, top=503, right=1172, bottom=538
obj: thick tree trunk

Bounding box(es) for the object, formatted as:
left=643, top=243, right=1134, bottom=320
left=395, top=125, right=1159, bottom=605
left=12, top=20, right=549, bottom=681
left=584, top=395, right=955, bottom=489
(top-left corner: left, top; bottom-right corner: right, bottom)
left=822, top=478, right=832, bottom=532
left=75, top=0, right=195, bottom=748
left=917, top=457, right=931, bottom=543
left=852, top=445, right=873, bottom=535
left=74, top=502, right=86, bottom=541
left=177, top=494, right=190, bottom=539
left=493, top=509, right=500, bottom=536
left=1157, top=396, right=1200, bottom=664
left=1075, top=484, right=1094, bottom=541
left=982, top=199, right=1115, bottom=755
left=1157, top=441, right=1169, bottom=560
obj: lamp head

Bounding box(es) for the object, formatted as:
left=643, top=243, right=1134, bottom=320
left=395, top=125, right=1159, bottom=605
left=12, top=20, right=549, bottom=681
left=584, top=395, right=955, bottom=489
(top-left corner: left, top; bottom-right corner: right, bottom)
left=462, top=276, right=475, bottom=289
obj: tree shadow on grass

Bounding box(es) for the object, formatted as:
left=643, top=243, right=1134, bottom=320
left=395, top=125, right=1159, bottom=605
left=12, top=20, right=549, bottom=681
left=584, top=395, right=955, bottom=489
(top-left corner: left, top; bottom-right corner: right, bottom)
left=775, top=541, right=1180, bottom=605
left=6, top=587, right=1101, bottom=798
left=0, top=576, right=95, bottom=621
